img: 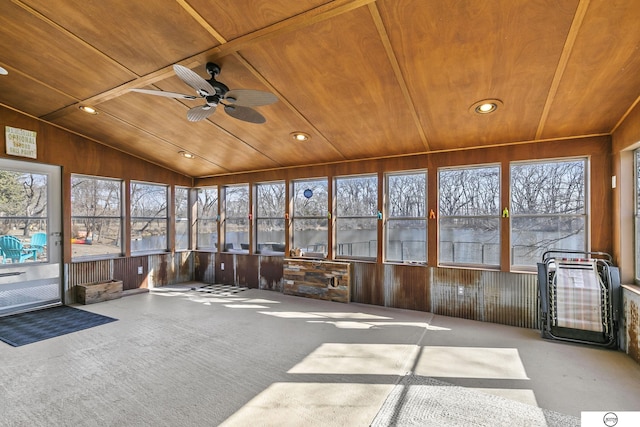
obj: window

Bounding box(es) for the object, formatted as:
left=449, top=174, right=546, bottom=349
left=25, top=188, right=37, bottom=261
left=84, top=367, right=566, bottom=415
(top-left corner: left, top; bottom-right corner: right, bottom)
left=511, top=159, right=586, bottom=268
left=633, top=150, right=640, bottom=283
left=386, top=171, right=427, bottom=263
left=130, top=181, right=168, bottom=252
left=335, top=174, right=378, bottom=259
left=0, top=169, right=49, bottom=262
left=175, top=187, right=190, bottom=251
left=255, top=182, right=286, bottom=255
left=71, top=175, right=122, bottom=258
left=439, top=165, right=501, bottom=266
left=196, top=187, right=218, bottom=250
left=223, top=184, right=249, bottom=252
left=292, top=178, right=328, bottom=257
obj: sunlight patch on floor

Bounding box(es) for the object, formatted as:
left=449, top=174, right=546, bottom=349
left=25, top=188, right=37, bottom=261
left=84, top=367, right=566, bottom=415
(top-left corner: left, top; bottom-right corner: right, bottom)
left=414, top=346, right=530, bottom=379
left=224, top=304, right=270, bottom=309
left=473, top=387, right=539, bottom=407
left=288, top=343, right=419, bottom=375
left=308, top=312, right=392, bottom=320
left=258, top=311, right=328, bottom=319
left=219, top=382, right=392, bottom=427
left=306, top=320, right=448, bottom=330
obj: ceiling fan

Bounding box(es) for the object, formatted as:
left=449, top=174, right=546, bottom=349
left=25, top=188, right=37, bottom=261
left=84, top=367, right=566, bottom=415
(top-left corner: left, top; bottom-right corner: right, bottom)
left=130, top=62, right=277, bottom=123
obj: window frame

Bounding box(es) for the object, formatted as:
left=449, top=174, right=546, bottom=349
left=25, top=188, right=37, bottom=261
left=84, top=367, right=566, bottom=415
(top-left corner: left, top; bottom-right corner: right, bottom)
left=196, top=186, right=219, bottom=251
left=255, top=181, right=286, bottom=256
left=509, top=157, right=588, bottom=270
left=384, top=170, right=428, bottom=264
left=635, top=149, right=640, bottom=282
left=174, top=186, right=190, bottom=252
left=70, top=174, right=124, bottom=260
left=291, top=177, right=329, bottom=258
left=438, top=164, right=502, bottom=268
left=222, top=184, right=250, bottom=253
left=334, top=173, right=379, bottom=261
left=130, top=180, right=169, bottom=254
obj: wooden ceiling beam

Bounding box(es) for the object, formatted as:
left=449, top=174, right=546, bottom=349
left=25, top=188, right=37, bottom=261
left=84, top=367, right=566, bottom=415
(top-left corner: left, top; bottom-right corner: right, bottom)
left=535, top=0, right=590, bottom=139
left=175, top=0, right=227, bottom=44
left=42, top=0, right=375, bottom=122
left=232, top=53, right=348, bottom=160
left=611, top=94, right=640, bottom=134
left=368, top=3, right=431, bottom=152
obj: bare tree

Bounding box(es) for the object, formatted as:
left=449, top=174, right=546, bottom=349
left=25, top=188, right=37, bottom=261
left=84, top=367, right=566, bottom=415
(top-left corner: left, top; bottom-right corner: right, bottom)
left=0, top=171, right=47, bottom=236
left=197, top=187, right=218, bottom=218
left=294, top=179, right=328, bottom=216
left=388, top=173, right=425, bottom=217
left=511, top=160, right=586, bottom=263
left=257, top=183, right=285, bottom=217
left=71, top=176, right=121, bottom=242
left=336, top=176, right=377, bottom=216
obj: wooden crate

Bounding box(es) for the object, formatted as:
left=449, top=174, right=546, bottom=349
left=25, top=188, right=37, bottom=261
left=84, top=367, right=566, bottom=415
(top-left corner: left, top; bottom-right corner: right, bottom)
left=76, top=280, right=123, bottom=304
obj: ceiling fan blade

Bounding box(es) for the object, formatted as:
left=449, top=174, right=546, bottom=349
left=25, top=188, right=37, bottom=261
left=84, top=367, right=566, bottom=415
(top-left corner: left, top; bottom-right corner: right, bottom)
left=224, top=89, right=278, bottom=107
left=187, top=104, right=216, bottom=122
left=130, top=88, right=197, bottom=100
left=173, top=64, right=217, bottom=97
left=224, top=105, right=266, bottom=124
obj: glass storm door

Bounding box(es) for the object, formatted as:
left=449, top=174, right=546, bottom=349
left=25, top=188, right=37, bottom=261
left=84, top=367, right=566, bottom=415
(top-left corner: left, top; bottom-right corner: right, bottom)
left=0, top=158, right=62, bottom=316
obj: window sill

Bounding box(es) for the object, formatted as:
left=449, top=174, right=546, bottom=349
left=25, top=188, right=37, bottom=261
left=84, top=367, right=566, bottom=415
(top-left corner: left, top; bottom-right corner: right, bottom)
left=622, top=284, right=640, bottom=296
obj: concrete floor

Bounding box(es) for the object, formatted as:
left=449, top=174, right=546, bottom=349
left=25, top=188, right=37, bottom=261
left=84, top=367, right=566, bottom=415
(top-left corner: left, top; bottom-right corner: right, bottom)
left=1, top=283, right=639, bottom=426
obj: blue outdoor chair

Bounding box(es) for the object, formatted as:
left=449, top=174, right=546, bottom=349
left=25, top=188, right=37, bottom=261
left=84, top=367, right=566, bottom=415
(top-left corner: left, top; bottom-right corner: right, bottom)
left=29, top=232, right=47, bottom=257
left=0, top=235, right=36, bottom=263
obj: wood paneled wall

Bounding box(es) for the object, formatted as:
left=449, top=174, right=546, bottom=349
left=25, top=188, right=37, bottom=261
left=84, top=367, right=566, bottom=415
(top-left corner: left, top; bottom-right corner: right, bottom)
left=611, top=101, right=640, bottom=283
left=612, top=101, right=640, bottom=153
left=1, top=106, right=192, bottom=183
left=1, top=106, right=193, bottom=263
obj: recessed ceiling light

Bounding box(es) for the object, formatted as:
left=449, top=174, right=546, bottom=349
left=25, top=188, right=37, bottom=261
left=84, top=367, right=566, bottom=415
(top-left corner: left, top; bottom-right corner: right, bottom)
left=291, top=132, right=310, bottom=142
left=470, top=99, right=503, bottom=115
left=0, top=66, right=8, bottom=75
left=179, top=151, right=195, bottom=159
left=79, top=105, right=98, bottom=115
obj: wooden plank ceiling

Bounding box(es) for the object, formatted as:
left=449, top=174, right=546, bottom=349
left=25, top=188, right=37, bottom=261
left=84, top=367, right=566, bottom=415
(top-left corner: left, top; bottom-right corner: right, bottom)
left=1, top=0, right=639, bottom=178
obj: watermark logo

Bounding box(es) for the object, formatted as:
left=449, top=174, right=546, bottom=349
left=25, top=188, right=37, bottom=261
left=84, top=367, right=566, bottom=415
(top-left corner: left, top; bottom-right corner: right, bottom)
left=603, top=412, right=618, bottom=426
left=583, top=411, right=639, bottom=426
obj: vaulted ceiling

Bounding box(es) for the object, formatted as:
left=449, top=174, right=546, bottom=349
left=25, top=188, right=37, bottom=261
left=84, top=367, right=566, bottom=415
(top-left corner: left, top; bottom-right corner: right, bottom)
left=1, top=0, right=639, bottom=178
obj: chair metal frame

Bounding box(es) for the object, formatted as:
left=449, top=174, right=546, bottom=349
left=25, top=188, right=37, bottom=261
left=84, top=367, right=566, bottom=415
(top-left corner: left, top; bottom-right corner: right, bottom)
left=537, top=250, right=620, bottom=348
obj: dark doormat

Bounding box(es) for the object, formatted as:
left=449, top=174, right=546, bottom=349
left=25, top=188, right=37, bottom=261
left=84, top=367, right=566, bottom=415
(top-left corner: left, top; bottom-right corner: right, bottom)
left=0, top=305, right=117, bottom=347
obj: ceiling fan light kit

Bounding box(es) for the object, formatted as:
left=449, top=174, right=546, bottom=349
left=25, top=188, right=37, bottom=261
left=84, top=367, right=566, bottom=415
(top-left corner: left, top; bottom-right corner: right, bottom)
left=131, top=62, right=277, bottom=124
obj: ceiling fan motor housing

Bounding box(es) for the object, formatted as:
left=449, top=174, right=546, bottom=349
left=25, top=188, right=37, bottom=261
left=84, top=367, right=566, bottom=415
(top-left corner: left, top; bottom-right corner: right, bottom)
left=205, top=62, right=229, bottom=96
left=205, top=94, right=221, bottom=106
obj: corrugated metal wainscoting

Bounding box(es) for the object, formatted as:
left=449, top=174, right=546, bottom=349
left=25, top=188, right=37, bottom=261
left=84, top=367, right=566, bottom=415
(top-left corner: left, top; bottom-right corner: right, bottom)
left=68, top=254, right=539, bottom=329
left=195, top=252, right=284, bottom=290
left=67, top=252, right=194, bottom=303
left=351, top=262, right=539, bottom=329
left=430, top=267, right=539, bottom=328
